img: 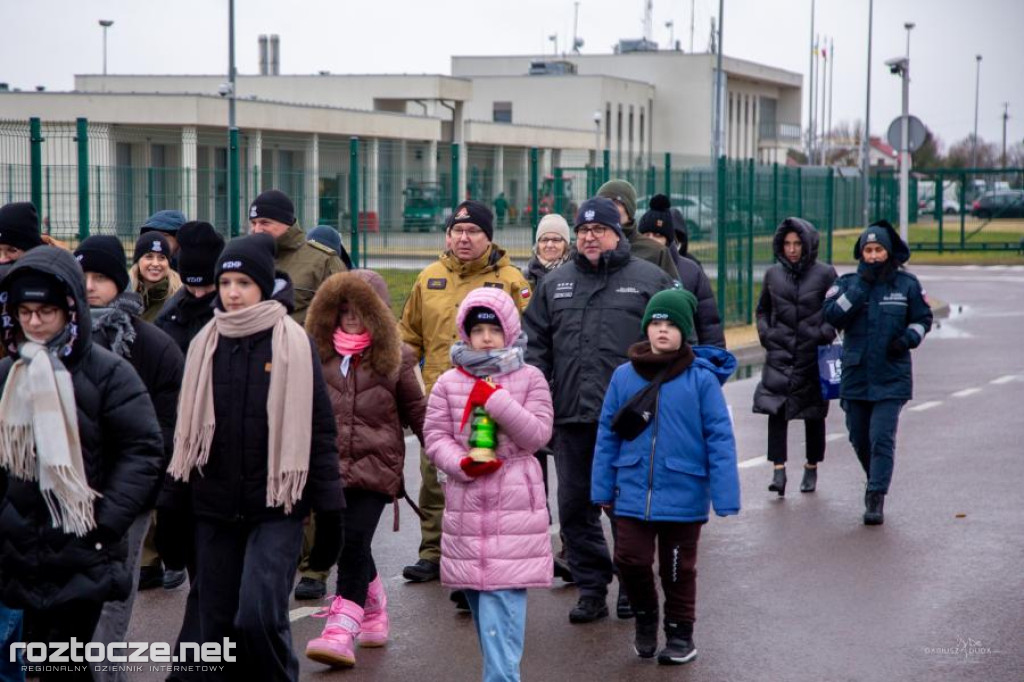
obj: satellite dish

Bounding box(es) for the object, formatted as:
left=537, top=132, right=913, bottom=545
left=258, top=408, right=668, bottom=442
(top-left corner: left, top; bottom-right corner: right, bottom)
left=886, top=115, right=927, bottom=153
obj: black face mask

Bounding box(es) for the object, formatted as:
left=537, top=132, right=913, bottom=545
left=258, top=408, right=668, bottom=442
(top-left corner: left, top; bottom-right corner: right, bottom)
left=857, top=259, right=894, bottom=283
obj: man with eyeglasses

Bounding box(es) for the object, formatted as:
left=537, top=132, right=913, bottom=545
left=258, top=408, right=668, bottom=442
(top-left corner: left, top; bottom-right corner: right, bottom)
left=523, top=196, right=675, bottom=625
left=398, top=200, right=532, bottom=587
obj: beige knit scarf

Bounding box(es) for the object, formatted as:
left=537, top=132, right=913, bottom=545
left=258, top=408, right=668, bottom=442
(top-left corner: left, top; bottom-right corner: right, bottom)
left=168, top=300, right=313, bottom=513
left=0, top=340, right=98, bottom=536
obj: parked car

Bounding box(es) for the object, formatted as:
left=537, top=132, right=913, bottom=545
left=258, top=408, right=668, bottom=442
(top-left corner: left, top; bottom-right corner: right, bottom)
left=920, top=197, right=961, bottom=215
left=971, top=190, right=1024, bottom=219
left=636, top=193, right=716, bottom=240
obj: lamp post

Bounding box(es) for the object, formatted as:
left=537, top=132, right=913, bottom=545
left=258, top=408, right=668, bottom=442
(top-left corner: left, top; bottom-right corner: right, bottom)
left=971, top=54, right=982, bottom=172
left=888, top=56, right=911, bottom=242
left=861, top=0, right=873, bottom=228
left=665, top=20, right=674, bottom=49
left=593, top=110, right=602, bottom=190
left=227, top=0, right=240, bottom=236
left=98, top=20, right=114, bottom=76
left=904, top=21, right=915, bottom=58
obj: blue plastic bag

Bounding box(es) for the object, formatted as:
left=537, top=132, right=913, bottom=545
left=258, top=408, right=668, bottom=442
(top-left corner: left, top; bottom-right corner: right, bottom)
left=818, top=343, right=843, bottom=400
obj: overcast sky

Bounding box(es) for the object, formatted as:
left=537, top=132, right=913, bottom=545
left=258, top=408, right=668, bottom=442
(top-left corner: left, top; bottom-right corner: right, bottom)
left=3, top=0, right=1021, bottom=155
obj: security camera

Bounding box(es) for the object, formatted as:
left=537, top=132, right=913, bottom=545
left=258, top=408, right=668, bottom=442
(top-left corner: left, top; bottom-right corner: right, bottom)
left=217, top=82, right=233, bottom=97
left=885, top=57, right=908, bottom=75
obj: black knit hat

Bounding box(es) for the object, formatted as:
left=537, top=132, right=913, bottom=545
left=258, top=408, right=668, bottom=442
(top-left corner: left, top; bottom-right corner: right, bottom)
left=462, top=305, right=503, bottom=336
left=177, top=221, right=225, bottom=287
left=216, top=233, right=277, bottom=300
left=638, top=194, right=675, bottom=245
left=249, top=189, right=296, bottom=227
left=7, top=270, right=69, bottom=311
left=0, top=202, right=43, bottom=252
left=448, top=200, right=494, bottom=241
left=574, top=197, right=624, bottom=239
left=74, top=235, right=130, bottom=293
left=133, top=232, right=172, bottom=264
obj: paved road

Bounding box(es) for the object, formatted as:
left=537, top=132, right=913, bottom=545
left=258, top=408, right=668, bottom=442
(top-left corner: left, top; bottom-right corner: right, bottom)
left=126, top=265, right=1024, bottom=682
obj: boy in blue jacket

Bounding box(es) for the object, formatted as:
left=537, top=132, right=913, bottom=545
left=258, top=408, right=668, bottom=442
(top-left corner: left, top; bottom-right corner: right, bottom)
left=593, top=289, right=741, bottom=666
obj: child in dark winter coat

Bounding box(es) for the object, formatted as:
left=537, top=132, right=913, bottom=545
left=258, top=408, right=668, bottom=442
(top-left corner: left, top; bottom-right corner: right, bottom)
left=593, top=289, right=741, bottom=666
left=162, top=234, right=344, bottom=681
left=424, top=287, right=554, bottom=682
left=302, top=270, right=427, bottom=668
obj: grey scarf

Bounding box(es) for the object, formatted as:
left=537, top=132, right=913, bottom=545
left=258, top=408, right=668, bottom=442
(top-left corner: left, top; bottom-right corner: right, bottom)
left=91, top=292, right=144, bottom=359
left=450, top=332, right=528, bottom=378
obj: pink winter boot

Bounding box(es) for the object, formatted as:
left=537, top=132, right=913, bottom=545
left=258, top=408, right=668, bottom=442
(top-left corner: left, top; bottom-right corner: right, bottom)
left=305, top=596, right=364, bottom=667
left=357, top=574, right=389, bottom=647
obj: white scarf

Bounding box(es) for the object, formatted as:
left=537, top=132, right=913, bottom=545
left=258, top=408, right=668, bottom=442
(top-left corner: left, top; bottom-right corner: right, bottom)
left=0, top=340, right=98, bottom=536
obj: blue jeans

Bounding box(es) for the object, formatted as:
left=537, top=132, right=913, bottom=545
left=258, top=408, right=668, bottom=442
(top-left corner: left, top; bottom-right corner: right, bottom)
left=464, top=589, right=527, bottom=682
left=1, top=602, right=25, bottom=682
left=842, top=399, right=905, bottom=493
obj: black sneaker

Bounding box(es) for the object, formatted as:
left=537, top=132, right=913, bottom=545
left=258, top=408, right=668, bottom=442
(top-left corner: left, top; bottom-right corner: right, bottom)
left=633, top=610, right=659, bottom=658
left=658, top=622, right=697, bottom=665
left=402, top=559, right=440, bottom=583
left=553, top=557, right=575, bottom=583
left=293, top=577, right=326, bottom=600
left=138, top=565, right=164, bottom=591
left=450, top=590, right=471, bottom=612
left=568, top=596, right=608, bottom=624
left=162, top=568, right=187, bottom=590
left=616, top=587, right=635, bottom=619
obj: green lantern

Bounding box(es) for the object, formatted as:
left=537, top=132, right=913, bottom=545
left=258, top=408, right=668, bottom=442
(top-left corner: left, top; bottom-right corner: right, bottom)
left=467, top=406, right=497, bottom=462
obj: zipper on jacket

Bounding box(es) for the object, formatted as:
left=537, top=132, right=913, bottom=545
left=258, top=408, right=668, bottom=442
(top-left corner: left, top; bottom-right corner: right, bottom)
left=644, top=391, right=660, bottom=520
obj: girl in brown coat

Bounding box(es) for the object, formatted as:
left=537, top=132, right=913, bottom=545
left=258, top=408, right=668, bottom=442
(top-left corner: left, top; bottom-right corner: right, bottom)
left=303, top=270, right=427, bottom=668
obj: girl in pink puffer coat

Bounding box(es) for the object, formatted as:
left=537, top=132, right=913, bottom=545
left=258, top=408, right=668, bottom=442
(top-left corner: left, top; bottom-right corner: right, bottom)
left=424, top=286, right=553, bottom=681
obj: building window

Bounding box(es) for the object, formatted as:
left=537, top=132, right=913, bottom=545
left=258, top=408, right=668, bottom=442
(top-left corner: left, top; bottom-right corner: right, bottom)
left=493, top=101, right=512, bottom=124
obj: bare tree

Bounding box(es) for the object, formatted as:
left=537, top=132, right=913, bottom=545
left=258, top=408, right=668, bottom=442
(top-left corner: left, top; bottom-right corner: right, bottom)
left=946, top=134, right=998, bottom=169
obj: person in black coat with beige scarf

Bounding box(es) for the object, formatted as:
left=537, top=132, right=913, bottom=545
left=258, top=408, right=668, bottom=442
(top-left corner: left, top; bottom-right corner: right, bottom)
left=753, top=218, right=837, bottom=496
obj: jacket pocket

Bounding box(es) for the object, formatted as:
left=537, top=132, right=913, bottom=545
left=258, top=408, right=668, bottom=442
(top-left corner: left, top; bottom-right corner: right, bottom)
left=664, top=456, right=708, bottom=478
left=843, top=346, right=863, bottom=368
left=612, top=450, right=643, bottom=468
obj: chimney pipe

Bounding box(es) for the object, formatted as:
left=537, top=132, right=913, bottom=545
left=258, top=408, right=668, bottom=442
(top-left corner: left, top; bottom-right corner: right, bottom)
left=258, top=35, right=269, bottom=75
left=269, top=34, right=280, bottom=75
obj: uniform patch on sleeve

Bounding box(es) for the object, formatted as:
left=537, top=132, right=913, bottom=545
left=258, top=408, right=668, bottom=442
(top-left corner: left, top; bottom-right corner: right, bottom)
left=427, top=278, right=447, bottom=290
left=921, top=288, right=930, bottom=305
left=825, top=284, right=839, bottom=299
left=483, top=282, right=505, bottom=289
left=520, top=287, right=531, bottom=299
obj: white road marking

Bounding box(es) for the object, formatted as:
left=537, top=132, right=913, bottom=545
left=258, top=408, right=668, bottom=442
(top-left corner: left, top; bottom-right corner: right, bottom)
left=738, top=457, right=768, bottom=469
left=909, top=400, right=943, bottom=412
left=826, top=433, right=845, bottom=443
left=951, top=387, right=982, bottom=398
left=991, top=375, right=1019, bottom=385
left=289, top=606, right=322, bottom=622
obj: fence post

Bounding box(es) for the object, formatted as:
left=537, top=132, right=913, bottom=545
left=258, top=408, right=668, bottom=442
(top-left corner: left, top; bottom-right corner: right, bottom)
left=29, top=118, right=42, bottom=216
left=76, top=118, right=90, bottom=240
left=450, top=143, right=460, bottom=210
left=529, top=148, right=539, bottom=239
left=228, top=127, right=240, bottom=237
left=147, top=167, right=155, bottom=220
left=746, top=159, right=755, bottom=325
left=825, top=166, right=835, bottom=263
left=796, top=166, right=803, bottom=217
left=349, top=136, right=360, bottom=266
left=602, top=149, right=610, bottom=184
left=553, top=166, right=564, bottom=217
left=664, top=153, right=671, bottom=196
left=936, top=172, right=944, bottom=254
left=716, top=156, right=727, bottom=324
left=772, top=162, right=779, bottom=228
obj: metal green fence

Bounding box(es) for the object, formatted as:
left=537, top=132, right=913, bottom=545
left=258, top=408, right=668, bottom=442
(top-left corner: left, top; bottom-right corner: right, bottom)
left=5, top=116, right=1021, bottom=327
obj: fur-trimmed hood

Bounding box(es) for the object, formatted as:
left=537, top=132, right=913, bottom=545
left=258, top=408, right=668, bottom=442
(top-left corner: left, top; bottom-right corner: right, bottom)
left=305, top=270, right=401, bottom=378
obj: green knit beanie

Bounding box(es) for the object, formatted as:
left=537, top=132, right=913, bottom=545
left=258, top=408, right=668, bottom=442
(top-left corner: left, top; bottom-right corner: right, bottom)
left=642, top=289, right=698, bottom=341
left=597, top=179, right=638, bottom=224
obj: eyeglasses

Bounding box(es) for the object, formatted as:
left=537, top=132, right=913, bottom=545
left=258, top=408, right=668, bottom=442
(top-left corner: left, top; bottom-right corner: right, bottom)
left=449, top=227, right=485, bottom=238
left=575, top=225, right=610, bottom=238
left=538, top=237, right=566, bottom=245
left=17, top=306, right=62, bottom=323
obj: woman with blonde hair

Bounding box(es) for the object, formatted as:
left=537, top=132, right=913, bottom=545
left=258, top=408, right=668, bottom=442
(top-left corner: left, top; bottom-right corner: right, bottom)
left=129, top=232, right=182, bottom=322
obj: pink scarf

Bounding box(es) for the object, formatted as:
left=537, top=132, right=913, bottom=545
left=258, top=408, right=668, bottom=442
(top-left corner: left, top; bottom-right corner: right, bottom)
left=333, top=328, right=372, bottom=356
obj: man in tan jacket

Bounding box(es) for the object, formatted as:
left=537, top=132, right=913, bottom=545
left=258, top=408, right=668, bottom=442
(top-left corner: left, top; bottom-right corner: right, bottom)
left=399, top=200, right=531, bottom=583
left=249, top=189, right=346, bottom=324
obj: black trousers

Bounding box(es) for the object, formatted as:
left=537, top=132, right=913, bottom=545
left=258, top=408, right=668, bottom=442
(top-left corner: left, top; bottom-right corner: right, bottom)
left=554, top=423, right=614, bottom=598
left=767, top=414, right=826, bottom=465
left=194, top=516, right=303, bottom=682
left=335, top=488, right=390, bottom=607
left=614, top=518, right=703, bottom=624
left=842, top=399, right=905, bottom=494
left=23, top=601, right=104, bottom=682
left=167, top=563, right=201, bottom=682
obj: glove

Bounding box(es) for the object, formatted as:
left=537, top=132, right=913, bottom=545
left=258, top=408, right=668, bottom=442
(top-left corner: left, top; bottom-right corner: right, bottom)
left=308, top=510, right=344, bottom=573
left=887, top=335, right=910, bottom=358
left=87, top=524, right=120, bottom=551
left=154, top=509, right=195, bottom=570
left=857, top=260, right=879, bottom=283
left=460, top=457, right=503, bottom=478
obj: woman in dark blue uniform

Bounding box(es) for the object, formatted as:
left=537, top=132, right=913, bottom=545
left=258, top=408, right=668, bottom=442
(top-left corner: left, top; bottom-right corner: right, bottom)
left=824, top=221, right=932, bottom=525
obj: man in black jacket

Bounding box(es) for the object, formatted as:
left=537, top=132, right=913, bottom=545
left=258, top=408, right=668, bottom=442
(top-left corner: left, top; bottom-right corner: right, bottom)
left=0, top=248, right=164, bottom=678
left=524, top=197, right=674, bottom=625
left=155, top=221, right=224, bottom=355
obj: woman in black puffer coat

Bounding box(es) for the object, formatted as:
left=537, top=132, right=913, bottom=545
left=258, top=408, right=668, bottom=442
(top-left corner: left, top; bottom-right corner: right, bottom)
left=752, top=218, right=837, bottom=496
left=0, top=248, right=164, bottom=673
